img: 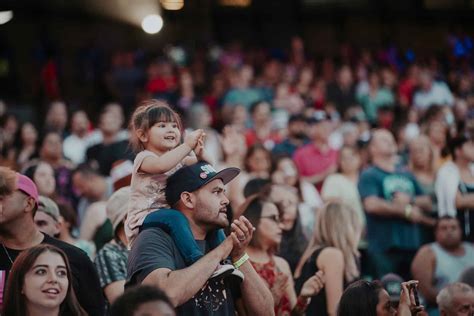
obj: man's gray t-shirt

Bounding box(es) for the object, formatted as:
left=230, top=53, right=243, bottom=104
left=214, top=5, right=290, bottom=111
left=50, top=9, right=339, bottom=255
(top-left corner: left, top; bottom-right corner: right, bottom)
left=126, top=227, right=240, bottom=316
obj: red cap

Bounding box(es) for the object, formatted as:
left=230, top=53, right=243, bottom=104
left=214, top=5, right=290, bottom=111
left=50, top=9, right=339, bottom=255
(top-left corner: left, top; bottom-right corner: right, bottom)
left=16, top=173, right=39, bottom=206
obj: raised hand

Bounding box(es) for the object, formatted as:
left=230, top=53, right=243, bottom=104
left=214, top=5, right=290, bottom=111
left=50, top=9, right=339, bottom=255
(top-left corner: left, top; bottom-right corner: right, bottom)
left=398, top=280, right=425, bottom=316
left=299, top=271, right=325, bottom=298
left=194, top=132, right=206, bottom=158
left=184, top=129, right=204, bottom=149
left=229, top=216, right=255, bottom=260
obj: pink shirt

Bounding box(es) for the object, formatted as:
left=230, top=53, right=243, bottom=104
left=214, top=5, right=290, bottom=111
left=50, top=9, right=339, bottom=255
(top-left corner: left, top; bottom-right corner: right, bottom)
left=293, top=143, right=338, bottom=185
left=125, top=150, right=183, bottom=247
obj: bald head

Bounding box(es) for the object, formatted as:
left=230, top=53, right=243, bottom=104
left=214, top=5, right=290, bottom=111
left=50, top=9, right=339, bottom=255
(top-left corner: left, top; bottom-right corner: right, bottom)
left=369, top=129, right=397, bottom=160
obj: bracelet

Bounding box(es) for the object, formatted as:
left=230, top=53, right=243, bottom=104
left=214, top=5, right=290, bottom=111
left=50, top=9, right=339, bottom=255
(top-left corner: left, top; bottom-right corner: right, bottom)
left=295, top=296, right=311, bottom=311
left=233, top=253, right=249, bottom=269
left=404, top=204, right=413, bottom=219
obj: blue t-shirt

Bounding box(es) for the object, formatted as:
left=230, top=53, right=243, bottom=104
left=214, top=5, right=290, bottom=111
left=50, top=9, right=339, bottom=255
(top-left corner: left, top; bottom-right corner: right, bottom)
left=358, top=166, right=423, bottom=252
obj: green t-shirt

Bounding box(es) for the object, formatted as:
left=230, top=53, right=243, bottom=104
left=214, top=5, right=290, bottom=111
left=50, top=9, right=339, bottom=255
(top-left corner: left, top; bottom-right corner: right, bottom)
left=358, top=166, right=423, bottom=252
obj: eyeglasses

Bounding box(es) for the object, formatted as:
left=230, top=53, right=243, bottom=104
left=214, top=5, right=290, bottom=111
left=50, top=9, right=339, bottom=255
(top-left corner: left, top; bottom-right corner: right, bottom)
left=261, top=215, right=281, bottom=223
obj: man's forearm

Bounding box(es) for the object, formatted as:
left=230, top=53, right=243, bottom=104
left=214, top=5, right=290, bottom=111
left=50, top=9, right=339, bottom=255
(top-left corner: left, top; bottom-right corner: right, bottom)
left=456, top=193, right=474, bottom=209
left=302, top=173, right=327, bottom=186
left=364, top=197, right=404, bottom=218
left=143, top=246, right=223, bottom=307
left=414, top=195, right=432, bottom=212
left=237, top=260, right=275, bottom=316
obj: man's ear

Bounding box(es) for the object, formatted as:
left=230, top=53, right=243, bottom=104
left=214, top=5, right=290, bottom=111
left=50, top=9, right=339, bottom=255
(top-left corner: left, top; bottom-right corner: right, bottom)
left=23, top=197, right=36, bottom=214
left=180, top=192, right=195, bottom=209
left=137, top=129, right=148, bottom=143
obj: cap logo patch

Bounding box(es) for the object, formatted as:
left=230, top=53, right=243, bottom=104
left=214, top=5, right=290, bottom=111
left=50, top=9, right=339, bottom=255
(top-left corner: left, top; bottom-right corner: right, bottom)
left=200, top=164, right=216, bottom=176
left=200, top=172, right=208, bottom=179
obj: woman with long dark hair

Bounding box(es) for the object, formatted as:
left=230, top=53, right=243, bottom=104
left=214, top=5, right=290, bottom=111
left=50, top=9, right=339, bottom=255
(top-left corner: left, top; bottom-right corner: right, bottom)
left=241, top=194, right=325, bottom=315
left=3, top=244, right=87, bottom=316
left=337, top=279, right=422, bottom=316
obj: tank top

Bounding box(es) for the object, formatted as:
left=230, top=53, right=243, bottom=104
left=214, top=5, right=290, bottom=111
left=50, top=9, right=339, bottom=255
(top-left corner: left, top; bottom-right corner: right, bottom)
left=458, top=181, right=474, bottom=241
left=251, top=258, right=292, bottom=316
left=431, top=242, right=474, bottom=291
left=295, top=247, right=359, bottom=316
left=295, top=248, right=328, bottom=316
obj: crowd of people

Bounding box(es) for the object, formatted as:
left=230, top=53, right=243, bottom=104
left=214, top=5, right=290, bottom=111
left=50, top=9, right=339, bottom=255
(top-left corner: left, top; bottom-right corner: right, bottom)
left=1, top=36, right=474, bottom=315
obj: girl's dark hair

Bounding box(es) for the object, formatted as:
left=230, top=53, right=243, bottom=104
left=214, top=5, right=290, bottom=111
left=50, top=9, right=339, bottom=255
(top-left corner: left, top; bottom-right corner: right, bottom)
left=129, top=99, right=183, bottom=153
left=110, top=285, right=174, bottom=316
left=3, top=244, right=87, bottom=316
left=337, top=280, right=384, bottom=316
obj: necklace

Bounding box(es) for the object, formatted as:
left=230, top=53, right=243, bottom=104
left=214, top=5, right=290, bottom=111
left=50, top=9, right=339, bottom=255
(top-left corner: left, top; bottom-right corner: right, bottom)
left=1, top=243, right=14, bottom=264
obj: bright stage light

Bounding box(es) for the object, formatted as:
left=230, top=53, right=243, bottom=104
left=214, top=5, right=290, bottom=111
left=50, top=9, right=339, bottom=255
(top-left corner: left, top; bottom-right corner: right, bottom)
left=141, top=14, right=163, bottom=34
left=160, top=0, right=184, bottom=10
left=0, top=11, right=13, bottom=25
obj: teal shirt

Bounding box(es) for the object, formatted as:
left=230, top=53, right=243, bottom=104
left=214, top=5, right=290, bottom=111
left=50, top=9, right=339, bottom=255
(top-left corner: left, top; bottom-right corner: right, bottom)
left=223, top=88, right=264, bottom=108
left=357, top=88, right=395, bottom=122
left=358, top=166, right=423, bottom=252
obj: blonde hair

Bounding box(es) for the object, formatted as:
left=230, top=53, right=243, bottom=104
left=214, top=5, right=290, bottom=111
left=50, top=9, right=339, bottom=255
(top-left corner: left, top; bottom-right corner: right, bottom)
left=298, top=201, right=361, bottom=282
left=408, top=134, right=435, bottom=173
left=129, top=99, right=183, bottom=153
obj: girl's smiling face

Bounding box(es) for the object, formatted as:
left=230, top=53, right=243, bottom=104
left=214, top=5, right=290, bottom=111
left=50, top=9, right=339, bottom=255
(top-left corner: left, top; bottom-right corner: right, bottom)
left=144, top=121, right=181, bottom=153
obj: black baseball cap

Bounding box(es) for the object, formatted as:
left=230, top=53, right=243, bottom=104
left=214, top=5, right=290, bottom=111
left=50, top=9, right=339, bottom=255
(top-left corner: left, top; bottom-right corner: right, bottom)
left=166, top=161, right=240, bottom=207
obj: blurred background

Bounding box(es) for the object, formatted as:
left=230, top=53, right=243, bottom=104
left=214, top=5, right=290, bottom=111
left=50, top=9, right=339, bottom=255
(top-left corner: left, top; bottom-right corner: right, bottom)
left=0, top=0, right=473, bottom=123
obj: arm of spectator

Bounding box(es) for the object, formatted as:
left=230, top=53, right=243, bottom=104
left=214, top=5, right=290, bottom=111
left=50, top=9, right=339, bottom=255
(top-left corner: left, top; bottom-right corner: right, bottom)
left=103, top=280, right=125, bottom=304
left=80, top=202, right=107, bottom=241
left=410, top=246, right=438, bottom=305
left=318, top=247, right=344, bottom=316
left=455, top=192, right=474, bottom=209
left=274, top=256, right=298, bottom=308
left=140, top=143, right=193, bottom=174
left=364, top=196, right=435, bottom=225
left=414, top=195, right=433, bottom=212
left=363, top=196, right=404, bottom=218
left=321, top=175, right=339, bottom=200
left=302, top=165, right=337, bottom=186
left=230, top=218, right=275, bottom=316
left=142, top=237, right=233, bottom=307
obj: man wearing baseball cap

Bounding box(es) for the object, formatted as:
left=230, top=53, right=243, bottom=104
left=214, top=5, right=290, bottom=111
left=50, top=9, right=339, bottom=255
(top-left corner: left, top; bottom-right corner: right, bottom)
left=34, top=196, right=61, bottom=237
left=126, top=161, right=273, bottom=315
left=0, top=167, right=105, bottom=315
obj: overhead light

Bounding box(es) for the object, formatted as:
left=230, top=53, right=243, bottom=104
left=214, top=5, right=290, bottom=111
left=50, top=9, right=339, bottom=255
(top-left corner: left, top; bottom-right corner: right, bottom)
left=141, top=14, right=163, bottom=34
left=218, top=0, right=251, bottom=7
left=160, top=0, right=184, bottom=10
left=0, top=11, right=13, bottom=25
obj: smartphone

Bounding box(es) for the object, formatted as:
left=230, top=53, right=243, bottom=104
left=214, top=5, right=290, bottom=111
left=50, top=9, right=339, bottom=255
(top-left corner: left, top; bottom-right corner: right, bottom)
left=410, top=283, right=421, bottom=306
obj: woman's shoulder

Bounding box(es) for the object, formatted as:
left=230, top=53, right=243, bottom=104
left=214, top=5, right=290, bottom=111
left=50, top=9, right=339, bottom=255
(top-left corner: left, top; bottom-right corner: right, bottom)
left=317, top=247, right=344, bottom=267
left=273, top=255, right=292, bottom=274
